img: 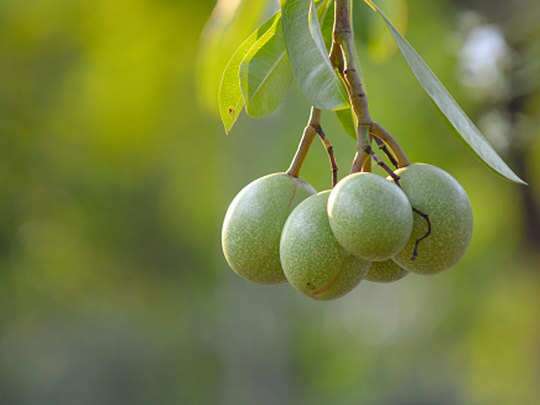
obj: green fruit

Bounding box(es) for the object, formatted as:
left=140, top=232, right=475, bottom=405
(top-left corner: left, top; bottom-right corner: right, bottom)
left=222, top=173, right=315, bottom=284
left=280, top=191, right=371, bottom=300
left=390, top=163, right=473, bottom=274
left=327, top=172, right=413, bottom=261
left=366, top=260, right=408, bottom=283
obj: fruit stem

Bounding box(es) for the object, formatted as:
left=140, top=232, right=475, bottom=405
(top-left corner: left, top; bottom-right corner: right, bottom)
left=370, top=123, right=410, bottom=168
left=361, top=137, right=373, bottom=172
left=286, top=107, right=319, bottom=178
left=373, top=137, right=398, bottom=168
left=315, top=125, right=339, bottom=187
left=355, top=123, right=411, bottom=172
left=287, top=107, right=340, bottom=187
left=363, top=144, right=402, bottom=183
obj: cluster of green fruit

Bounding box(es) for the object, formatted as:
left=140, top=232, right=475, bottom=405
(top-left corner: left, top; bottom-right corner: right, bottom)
left=222, top=163, right=473, bottom=300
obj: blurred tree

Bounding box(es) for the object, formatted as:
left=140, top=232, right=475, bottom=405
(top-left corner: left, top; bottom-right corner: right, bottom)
left=0, top=1, right=537, bottom=404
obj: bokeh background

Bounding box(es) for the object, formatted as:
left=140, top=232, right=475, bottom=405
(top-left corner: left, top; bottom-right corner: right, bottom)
left=0, top=0, right=539, bottom=404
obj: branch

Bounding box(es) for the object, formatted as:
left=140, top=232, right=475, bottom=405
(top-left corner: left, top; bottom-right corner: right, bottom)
left=334, top=0, right=371, bottom=172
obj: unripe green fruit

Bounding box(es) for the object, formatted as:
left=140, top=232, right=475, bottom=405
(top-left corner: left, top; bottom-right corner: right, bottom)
left=365, top=260, right=408, bottom=283
left=222, top=173, right=315, bottom=284
left=280, top=191, right=371, bottom=300
left=327, top=172, right=413, bottom=261
left=390, top=164, right=473, bottom=274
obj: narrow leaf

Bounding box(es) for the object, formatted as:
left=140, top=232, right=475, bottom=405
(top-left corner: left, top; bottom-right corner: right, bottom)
left=368, top=2, right=526, bottom=184
left=240, top=14, right=292, bottom=117
left=281, top=0, right=348, bottom=110
left=218, top=15, right=277, bottom=133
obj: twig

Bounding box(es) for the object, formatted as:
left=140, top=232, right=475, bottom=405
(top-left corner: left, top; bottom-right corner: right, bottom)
left=286, top=108, right=320, bottom=178
left=287, top=108, right=340, bottom=187
left=315, top=126, right=339, bottom=187
left=361, top=136, right=373, bottom=172
left=370, top=123, right=410, bottom=168
left=373, top=137, right=398, bottom=168
left=365, top=145, right=401, bottom=182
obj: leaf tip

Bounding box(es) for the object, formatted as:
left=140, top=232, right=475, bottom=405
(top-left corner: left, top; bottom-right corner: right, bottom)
left=223, top=123, right=233, bottom=135
left=515, top=177, right=528, bottom=186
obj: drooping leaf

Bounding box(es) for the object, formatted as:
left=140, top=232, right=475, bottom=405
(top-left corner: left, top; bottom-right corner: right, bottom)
left=197, top=0, right=268, bottom=114
left=367, top=1, right=526, bottom=184
left=281, top=0, right=348, bottom=111
left=240, top=14, right=292, bottom=117
left=218, top=0, right=334, bottom=133
left=219, top=15, right=278, bottom=133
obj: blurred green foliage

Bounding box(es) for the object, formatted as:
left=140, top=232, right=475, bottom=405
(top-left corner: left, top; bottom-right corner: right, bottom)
left=0, top=0, right=539, bottom=404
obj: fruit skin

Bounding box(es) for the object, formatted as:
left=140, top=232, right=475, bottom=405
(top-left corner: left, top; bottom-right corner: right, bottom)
left=222, top=173, right=316, bottom=284
left=327, top=172, right=413, bottom=261
left=365, top=260, right=408, bottom=283
left=280, top=191, right=371, bottom=300
left=390, top=163, right=473, bottom=274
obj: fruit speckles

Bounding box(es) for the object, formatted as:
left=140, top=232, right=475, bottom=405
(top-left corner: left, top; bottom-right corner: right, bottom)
left=328, top=172, right=413, bottom=261
left=222, top=173, right=315, bottom=284
left=366, top=260, right=408, bottom=283
left=221, top=164, right=474, bottom=299
left=280, top=191, right=371, bottom=300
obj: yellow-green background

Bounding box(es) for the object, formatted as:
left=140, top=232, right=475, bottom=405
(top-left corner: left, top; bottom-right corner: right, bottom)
left=0, top=0, right=539, bottom=404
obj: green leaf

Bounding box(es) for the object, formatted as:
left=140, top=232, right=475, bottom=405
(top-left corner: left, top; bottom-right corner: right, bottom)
left=219, top=1, right=333, bottom=130
left=240, top=14, right=292, bottom=117
left=336, top=108, right=357, bottom=139
left=281, top=0, right=348, bottom=111
left=368, top=1, right=526, bottom=185
left=319, top=0, right=335, bottom=49
left=197, top=0, right=268, bottom=114
left=218, top=15, right=278, bottom=133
